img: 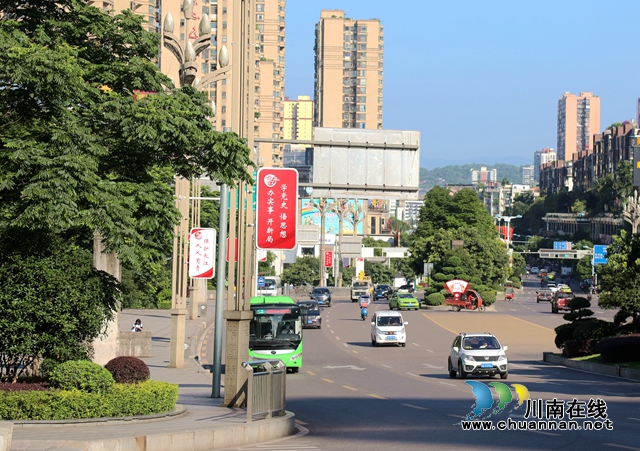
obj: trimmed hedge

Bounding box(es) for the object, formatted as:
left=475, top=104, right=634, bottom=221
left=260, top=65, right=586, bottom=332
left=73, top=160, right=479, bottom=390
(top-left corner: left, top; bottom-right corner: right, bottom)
left=599, top=334, right=640, bottom=363
left=563, top=339, right=599, bottom=358
left=48, top=360, right=114, bottom=394
left=425, top=292, right=445, bottom=306
left=0, top=380, right=178, bottom=420
left=105, top=356, right=150, bottom=384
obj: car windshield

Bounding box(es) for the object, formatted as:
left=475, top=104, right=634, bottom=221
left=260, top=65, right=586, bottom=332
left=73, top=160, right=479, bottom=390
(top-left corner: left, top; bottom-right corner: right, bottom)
left=353, top=282, right=368, bottom=288
left=377, top=316, right=402, bottom=326
left=398, top=293, right=413, bottom=298
left=313, top=288, right=329, bottom=294
left=462, top=336, right=500, bottom=350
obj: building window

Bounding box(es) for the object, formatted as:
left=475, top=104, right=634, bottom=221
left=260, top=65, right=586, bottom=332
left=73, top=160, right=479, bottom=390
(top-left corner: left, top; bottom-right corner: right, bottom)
left=256, top=14, right=264, bottom=21
left=221, top=120, right=226, bottom=127
left=256, top=4, right=264, bottom=12
left=222, top=35, right=227, bottom=42
left=221, top=92, right=226, bottom=99
left=358, top=122, right=365, bottom=129
left=222, top=7, right=227, bottom=14
left=221, top=106, right=226, bottom=113
left=222, top=21, right=227, bottom=29
left=359, top=26, right=367, bottom=32
left=371, top=217, right=376, bottom=234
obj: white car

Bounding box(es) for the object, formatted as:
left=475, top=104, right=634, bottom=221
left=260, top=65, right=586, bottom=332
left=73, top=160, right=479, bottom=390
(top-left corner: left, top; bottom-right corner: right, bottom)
left=371, top=310, right=407, bottom=347
left=448, top=332, right=508, bottom=379
left=530, top=267, right=539, bottom=275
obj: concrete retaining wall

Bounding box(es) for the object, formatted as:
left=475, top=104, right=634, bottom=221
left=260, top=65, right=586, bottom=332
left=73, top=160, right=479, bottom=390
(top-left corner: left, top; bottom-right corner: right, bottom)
left=543, top=352, right=640, bottom=380
left=0, top=421, right=12, bottom=451
left=118, top=331, right=152, bottom=358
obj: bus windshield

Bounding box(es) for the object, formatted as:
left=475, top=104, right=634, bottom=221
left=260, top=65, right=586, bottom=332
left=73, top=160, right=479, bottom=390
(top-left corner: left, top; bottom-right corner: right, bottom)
left=250, top=305, right=302, bottom=349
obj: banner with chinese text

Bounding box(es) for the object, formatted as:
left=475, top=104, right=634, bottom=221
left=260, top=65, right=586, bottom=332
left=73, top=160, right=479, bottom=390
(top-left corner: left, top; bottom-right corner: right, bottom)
left=256, top=168, right=298, bottom=249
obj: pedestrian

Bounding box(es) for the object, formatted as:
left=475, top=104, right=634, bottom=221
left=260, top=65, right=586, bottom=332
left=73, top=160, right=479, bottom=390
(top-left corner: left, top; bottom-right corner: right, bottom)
left=131, top=318, right=143, bottom=332
left=289, top=283, right=294, bottom=294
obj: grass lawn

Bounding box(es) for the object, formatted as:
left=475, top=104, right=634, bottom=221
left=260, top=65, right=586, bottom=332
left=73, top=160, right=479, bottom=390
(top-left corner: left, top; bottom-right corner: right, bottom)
left=572, top=354, right=640, bottom=370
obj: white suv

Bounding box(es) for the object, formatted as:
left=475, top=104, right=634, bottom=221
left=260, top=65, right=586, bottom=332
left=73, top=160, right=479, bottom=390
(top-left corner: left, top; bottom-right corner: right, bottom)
left=371, top=310, right=407, bottom=347
left=448, top=332, right=508, bottom=379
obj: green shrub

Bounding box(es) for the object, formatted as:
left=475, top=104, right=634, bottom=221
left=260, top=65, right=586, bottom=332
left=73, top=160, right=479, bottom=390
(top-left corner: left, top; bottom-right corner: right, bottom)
left=425, top=292, right=445, bottom=306
left=554, top=323, right=577, bottom=349
left=0, top=380, right=178, bottom=420
left=568, top=297, right=591, bottom=310
left=105, top=357, right=150, bottom=384
left=563, top=339, right=599, bottom=358
left=48, top=360, right=114, bottom=394
left=572, top=319, right=615, bottom=341
left=479, top=290, right=496, bottom=306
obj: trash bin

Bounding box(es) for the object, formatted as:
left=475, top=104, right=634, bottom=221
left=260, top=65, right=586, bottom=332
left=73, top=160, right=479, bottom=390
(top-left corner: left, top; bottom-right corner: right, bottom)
left=200, top=304, right=207, bottom=317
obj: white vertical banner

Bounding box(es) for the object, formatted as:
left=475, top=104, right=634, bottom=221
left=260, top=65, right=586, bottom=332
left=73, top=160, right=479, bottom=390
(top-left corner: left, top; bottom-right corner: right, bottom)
left=355, top=257, right=365, bottom=277
left=189, top=228, right=216, bottom=279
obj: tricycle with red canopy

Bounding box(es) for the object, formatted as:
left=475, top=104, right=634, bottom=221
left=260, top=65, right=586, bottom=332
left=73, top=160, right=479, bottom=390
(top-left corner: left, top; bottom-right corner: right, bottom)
left=443, top=279, right=485, bottom=312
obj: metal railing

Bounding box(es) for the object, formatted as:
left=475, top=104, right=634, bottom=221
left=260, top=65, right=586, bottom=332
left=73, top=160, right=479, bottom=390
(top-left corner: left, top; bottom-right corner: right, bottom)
left=242, top=359, right=286, bottom=423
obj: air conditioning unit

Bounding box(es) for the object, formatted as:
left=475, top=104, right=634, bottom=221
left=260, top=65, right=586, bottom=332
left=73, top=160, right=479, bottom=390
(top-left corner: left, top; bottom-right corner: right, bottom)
left=130, top=2, right=136, bottom=10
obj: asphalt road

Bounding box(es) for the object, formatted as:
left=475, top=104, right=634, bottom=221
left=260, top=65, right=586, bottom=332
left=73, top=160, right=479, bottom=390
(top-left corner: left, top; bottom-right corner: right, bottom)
left=214, top=283, right=640, bottom=451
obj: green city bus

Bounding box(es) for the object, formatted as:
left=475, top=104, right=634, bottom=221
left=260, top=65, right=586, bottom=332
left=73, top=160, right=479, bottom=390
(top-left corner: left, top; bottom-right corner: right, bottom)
left=249, top=296, right=303, bottom=373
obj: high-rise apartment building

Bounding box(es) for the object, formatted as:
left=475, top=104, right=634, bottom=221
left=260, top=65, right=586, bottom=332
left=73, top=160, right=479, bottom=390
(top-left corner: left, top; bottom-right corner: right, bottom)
left=533, top=148, right=557, bottom=183
left=521, top=165, right=534, bottom=186
left=313, top=10, right=384, bottom=130
left=284, top=96, right=313, bottom=141
left=89, top=0, right=284, bottom=166
left=471, top=166, right=497, bottom=185
left=557, top=92, right=600, bottom=162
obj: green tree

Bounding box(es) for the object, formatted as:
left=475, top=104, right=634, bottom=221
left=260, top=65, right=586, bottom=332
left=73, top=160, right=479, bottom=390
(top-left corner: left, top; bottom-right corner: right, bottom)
left=364, top=261, right=394, bottom=284
left=598, top=231, right=640, bottom=332
left=258, top=251, right=277, bottom=277
left=0, top=2, right=253, bottom=363
left=282, top=257, right=319, bottom=286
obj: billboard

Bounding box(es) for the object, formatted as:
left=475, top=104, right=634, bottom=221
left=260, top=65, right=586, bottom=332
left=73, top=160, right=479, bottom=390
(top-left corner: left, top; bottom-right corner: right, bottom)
left=188, top=228, right=216, bottom=279
left=256, top=168, right=299, bottom=250
left=301, top=199, right=364, bottom=235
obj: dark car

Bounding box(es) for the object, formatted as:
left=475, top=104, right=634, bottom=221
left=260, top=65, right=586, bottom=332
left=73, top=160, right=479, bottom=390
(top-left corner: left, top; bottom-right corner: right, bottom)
left=310, top=287, right=332, bottom=307
left=297, top=300, right=322, bottom=328
left=536, top=289, right=553, bottom=303
left=396, top=284, right=415, bottom=293
left=374, top=284, right=392, bottom=300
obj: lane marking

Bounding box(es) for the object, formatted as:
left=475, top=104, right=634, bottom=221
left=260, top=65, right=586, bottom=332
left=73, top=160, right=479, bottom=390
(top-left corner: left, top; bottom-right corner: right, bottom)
left=305, top=371, right=316, bottom=376
left=382, top=364, right=392, bottom=369
left=342, top=385, right=358, bottom=391
left=604, top=444, right=640, bottom=451
left=627, top=418, right=640, bottom=422
left=439, top=382, right=456, bottom=386
left=321, top=378, right=334, bottom=383
left=421, top=312, right=458, bottom=335
left=598, top=390, right=626, bottom=396
left=342, top=343, right=348, bottom=347
left=422, top=363, right=444, bottom=369
left=546, top=382, right=563, bottom=385
left=530, top=431, right=560, bottom=437
left=352, top=350, right=358, bottom=354
left=402, top=403, right=428, bottom=410
left=426, top=349, right=434, bottom=353
left=335, top=336, right=340, bottom=340
left=505, top=314, right=555, bottom=332
left=406, top=372, right=420, bottom=377
left=412, top=343, right=420, bottom=347
left=448, top=414, right=464, bottom=419
left=368, top=394, right=386, bottom=399
left=330, top=330, right=334, bottom=334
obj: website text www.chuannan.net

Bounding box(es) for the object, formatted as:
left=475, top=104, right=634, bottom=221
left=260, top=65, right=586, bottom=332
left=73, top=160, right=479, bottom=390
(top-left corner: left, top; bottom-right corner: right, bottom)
left=461, top=418, right=614, bottom=431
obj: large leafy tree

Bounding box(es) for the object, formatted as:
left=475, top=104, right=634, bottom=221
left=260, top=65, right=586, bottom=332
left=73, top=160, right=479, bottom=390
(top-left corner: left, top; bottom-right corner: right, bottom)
left=0, top=1, right=253, bottom=366
left=597, top=231, right=640, bottom=331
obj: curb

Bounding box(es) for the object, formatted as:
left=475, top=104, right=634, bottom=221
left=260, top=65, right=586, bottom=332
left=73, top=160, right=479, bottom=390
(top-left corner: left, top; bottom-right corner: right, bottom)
left=10, top=411, right=296, bottom=451
left=542, top=352, right=640, bottom=380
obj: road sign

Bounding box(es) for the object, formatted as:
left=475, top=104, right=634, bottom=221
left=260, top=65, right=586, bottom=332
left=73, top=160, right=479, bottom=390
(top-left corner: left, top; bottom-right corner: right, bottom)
left=256, top=168, right=298, bottom=250
left=553, top=241, right=570, bottom=250
left=594, top=245, right=609, bottom=265
left=324, top=250, right=333, bottom=267
left=188, top=228, right=216, bottom=279
left=257, top=276, right=265, bottom=288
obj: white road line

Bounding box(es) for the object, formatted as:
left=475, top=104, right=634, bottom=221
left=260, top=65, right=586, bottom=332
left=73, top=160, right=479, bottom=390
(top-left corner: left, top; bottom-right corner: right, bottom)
left=335, top=336, right=340, bottom=340
left=604, top=444, right=640, bottom=451
left=530, top=431, right=560, bottom=437
left=406, top=372, right=420, bottom=377
left=412, top=343, right=420, bottom=347
left=342, top=343, right=348, bottom=347
left=627, top=418, right=640, bottom=422
left=599, top=390, right=626, bottom=396
left=330, top=330, right=334, bottom=334
left=426, top=349, right=434, bottom=353
left=382, top=364, right=392, bottom=369
left=402, top=403, right=428, bottom=410
left=439, top=382, right=456, bottom=387
left=546, top=382, right=563, bottom=385
left=352, top=350, right=358, bottom=354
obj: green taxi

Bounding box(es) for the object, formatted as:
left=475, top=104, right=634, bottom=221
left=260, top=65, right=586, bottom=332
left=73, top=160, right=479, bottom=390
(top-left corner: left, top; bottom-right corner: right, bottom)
left=389, top=292, right=420, bottom=311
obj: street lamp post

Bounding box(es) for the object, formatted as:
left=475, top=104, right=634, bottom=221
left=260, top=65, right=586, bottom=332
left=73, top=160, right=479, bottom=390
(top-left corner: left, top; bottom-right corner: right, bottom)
left=495, top=214, right=521, bottom=267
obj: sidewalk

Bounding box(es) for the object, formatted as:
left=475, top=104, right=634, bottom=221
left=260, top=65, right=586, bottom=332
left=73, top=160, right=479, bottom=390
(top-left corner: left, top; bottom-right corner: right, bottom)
left=9, top=300, right=295, bottom=451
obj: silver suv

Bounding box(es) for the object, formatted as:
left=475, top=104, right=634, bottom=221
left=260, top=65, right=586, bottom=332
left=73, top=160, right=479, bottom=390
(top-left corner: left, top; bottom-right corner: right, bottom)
left=448, top=333, right=508, bottom=379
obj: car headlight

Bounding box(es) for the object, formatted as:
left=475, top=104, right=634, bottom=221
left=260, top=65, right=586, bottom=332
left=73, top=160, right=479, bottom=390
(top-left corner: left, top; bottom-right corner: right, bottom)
left=460, top=354, right=475, bottom=362
left=498, top=354, right=507, bottom=361
left=399, top=327, right=406, bottom=334
left=290, top=353, right=302, bottom=361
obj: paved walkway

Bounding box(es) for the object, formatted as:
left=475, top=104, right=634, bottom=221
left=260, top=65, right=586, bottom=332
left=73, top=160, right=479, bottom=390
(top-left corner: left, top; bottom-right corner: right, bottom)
left=9, top=299, right=295, bottom=451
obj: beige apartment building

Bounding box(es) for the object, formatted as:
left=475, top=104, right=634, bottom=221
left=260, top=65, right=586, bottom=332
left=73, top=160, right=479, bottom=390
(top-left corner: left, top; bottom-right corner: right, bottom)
left=284, top=95, right=313, bottom=140
left=557, top=92, right=600, bottom=162
left=88, top=0, right=284, bottom=166
left=314, top=10, right=384, bottom=130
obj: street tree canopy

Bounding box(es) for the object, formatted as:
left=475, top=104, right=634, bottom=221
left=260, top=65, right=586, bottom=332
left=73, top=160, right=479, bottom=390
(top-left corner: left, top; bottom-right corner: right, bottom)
left=0, top=1, right=254, bottom=368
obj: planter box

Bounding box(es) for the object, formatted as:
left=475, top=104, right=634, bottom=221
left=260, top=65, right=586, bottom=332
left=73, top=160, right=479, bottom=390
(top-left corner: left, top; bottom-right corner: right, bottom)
left=543, top=352, right=640, bottom=380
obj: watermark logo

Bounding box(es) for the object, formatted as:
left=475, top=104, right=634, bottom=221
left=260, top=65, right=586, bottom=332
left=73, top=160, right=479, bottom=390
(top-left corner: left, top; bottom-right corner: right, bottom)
left=461, top=381, right=613, bottom=431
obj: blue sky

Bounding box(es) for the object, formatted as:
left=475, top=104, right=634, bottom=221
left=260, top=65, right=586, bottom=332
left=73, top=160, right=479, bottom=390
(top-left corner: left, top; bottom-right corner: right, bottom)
left=285, top=1, right=640, bottom=169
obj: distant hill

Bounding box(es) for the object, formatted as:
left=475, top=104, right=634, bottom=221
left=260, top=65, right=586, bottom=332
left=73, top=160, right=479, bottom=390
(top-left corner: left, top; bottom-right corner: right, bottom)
left=419, top=163, right=524, bottom=190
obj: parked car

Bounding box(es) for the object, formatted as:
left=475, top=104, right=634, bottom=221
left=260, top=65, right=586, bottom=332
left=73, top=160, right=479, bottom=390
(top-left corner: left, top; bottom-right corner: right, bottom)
left=396, top=284, right=415, bottom=293
left=448, top=332, right=508, bottom=379
left=389, top=292, right=420, bottom=310
left=551, top=288, right=574, bottom=314
left=297, top=300, right=322, bottom=329
left=374, top=284, right=393, bottom=300
left=536, top=289, right=553, bottom=303
left=371, top=310, right=407, bottom=347
left=310, top=287, right=332, bottom=307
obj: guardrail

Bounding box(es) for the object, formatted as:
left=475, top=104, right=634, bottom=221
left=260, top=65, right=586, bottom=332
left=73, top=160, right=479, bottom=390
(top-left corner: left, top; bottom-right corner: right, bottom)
left=242, top=359, right=286, bottom=423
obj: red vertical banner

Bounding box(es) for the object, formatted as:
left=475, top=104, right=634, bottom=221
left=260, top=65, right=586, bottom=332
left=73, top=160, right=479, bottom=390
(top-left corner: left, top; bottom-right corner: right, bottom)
left=324, top=250, right=333, bottom=267
left=256, top=168, right=298, bottom=250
